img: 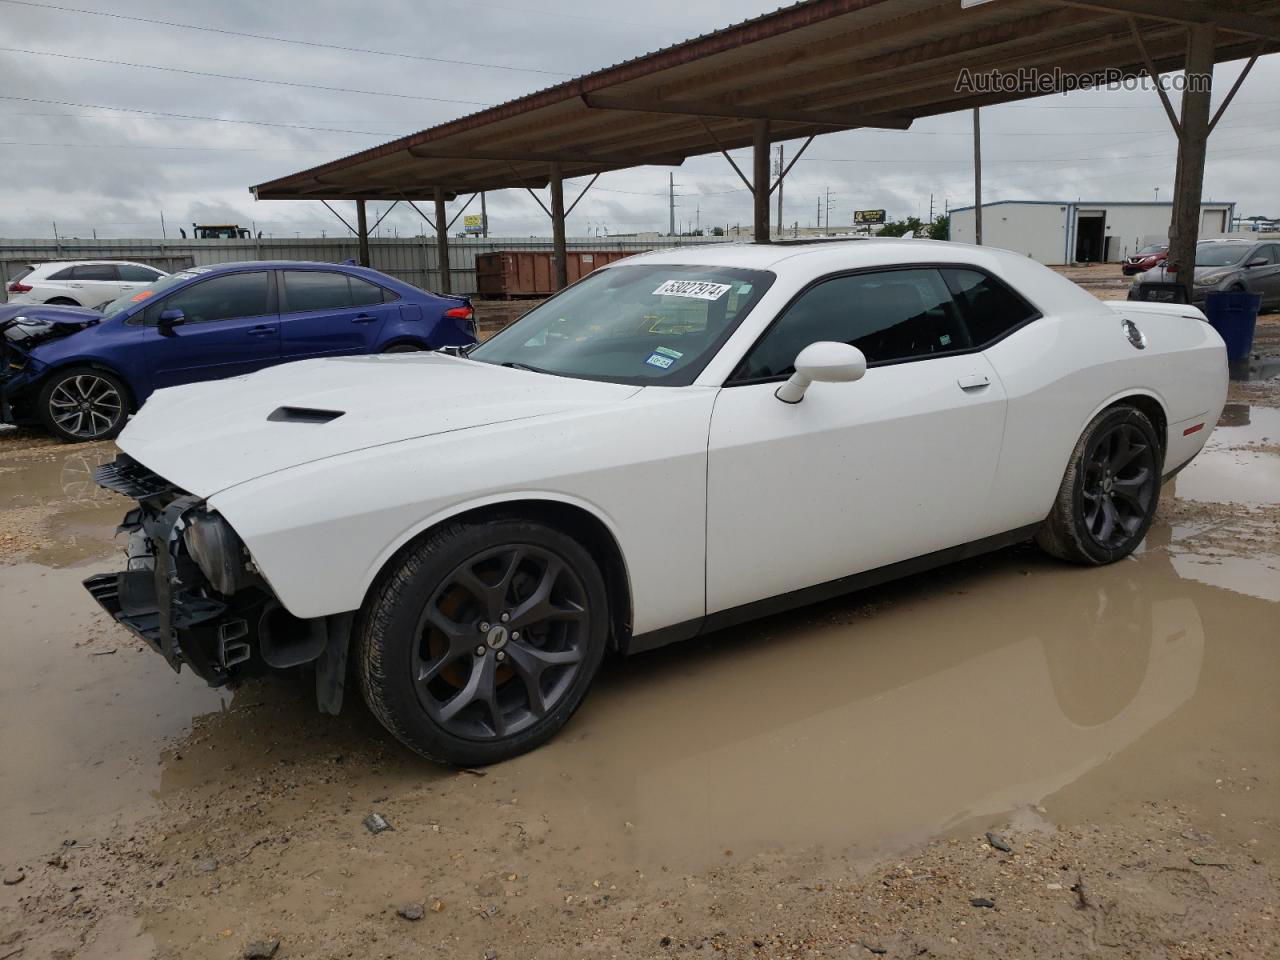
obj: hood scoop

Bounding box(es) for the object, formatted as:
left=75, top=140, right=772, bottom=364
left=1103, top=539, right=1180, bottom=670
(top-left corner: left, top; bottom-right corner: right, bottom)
left=267, top=406, right=345, bottom=424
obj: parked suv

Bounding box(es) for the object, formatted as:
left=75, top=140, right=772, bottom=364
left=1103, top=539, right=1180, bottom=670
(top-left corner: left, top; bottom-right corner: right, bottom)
left=1128, top=239, right=1280, bottom=308
left=5, top=261, right=169, bottom=309
left=1121, top=243, right=1168, bottom=276
left=1, top=261, right=476, bottom=442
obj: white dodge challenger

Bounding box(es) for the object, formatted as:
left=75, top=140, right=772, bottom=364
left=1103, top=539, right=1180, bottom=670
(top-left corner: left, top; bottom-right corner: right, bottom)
left=85, top=239, right=1226, bottom=765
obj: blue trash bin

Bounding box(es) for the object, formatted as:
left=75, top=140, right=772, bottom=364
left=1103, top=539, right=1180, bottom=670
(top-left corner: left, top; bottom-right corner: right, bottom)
left=1203, top=291, right=1261, bottom=362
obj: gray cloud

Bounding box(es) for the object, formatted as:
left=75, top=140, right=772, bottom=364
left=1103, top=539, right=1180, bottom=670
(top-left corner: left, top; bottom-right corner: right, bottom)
left=0, top=0, right=1275, bottom=241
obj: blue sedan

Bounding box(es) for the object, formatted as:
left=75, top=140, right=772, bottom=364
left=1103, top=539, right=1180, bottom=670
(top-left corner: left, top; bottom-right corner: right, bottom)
left=0, top=260, right=477, bottom=442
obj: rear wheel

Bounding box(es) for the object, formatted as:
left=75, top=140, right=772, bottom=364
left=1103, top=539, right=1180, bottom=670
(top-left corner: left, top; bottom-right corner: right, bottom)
left=37, top=367, right=129, bottom=443
left=358, top=520, right=609, bottom=765
left=1036, top=404, right=1162, bottom=565
left=45, top=297, right=79, bottom=306
left=382, top=343, right=424, bottom=353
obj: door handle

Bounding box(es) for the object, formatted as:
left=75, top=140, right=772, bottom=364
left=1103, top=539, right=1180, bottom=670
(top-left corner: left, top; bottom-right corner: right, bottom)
left=247, top=325, right=276, bottom=336
left=957, top=374, right=990, bottom=391
left=351, top=313, right=377, bottom=324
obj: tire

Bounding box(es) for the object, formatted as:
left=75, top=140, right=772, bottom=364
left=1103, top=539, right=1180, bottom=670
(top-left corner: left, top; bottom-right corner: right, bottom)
left=1036, top=404, right=1162, bottom=565
left=37, top=367, right=129, bottom=443
left=382, top=343, right=424, bottom=353
left=358, top=519, right=609, bottom=766
left=45, top=297, right=80, bottom=306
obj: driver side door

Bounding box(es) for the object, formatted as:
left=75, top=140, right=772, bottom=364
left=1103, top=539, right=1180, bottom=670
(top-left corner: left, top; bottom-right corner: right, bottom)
left=705, top=267, right=1009, bottom=616
left=141, top=270, right=280, bottom=390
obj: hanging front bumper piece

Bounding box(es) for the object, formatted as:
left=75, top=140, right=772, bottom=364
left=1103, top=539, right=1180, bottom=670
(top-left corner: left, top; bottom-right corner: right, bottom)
left=81, top=454, right=353, bottom=710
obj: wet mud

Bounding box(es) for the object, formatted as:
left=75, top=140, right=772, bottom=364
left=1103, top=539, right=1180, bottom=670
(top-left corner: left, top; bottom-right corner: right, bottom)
left=1, top=387, right=1278, bottom=958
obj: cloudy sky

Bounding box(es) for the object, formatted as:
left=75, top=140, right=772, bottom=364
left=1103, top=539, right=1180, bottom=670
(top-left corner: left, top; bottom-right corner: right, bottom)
left=0, top=0, right=1276, bottom=240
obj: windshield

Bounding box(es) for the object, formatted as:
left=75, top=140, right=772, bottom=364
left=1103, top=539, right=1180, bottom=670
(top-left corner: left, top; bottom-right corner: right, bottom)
left=1137, top=244, right=1166, bottom=255
left=1195, top=244, right=1249, bottom=268
left=468, top=263, right=775, bottom=386
left=100, top=267, right=208, bottom=317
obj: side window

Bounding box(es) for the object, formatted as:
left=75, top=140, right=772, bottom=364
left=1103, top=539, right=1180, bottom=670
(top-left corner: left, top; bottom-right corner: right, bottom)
left=117, top=264, right=162, bottom=282
left=349, top=276, right=387, bottom=306
left=46, top=266, right=75, bottom=281
left=150, top=272, right=272, bottom=325
left=72, top=264, right=119, bottom=281
left=734, top=268, right=969, bottom=381
left=282, top=270, right=352, bottom=312
left=1251, top=245, right=1277, bottom=265
left=941, top=268, right=1039, bottom=346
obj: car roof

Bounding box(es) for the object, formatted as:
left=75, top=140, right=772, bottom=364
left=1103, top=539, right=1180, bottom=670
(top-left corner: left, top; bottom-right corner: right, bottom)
left=32, top=259, right=162, bottom=269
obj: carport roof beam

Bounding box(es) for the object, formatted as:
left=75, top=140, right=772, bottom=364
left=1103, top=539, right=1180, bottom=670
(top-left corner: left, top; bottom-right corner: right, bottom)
left=250, top=0, right=1280, bottom=204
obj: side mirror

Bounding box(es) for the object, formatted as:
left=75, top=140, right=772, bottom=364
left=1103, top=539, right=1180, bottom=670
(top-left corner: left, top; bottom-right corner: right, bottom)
left=1246, top=257, right=1268, bottom=268
left=775, top=341, right=867, bottom=404
left=158, top=308, right=186, bottom=328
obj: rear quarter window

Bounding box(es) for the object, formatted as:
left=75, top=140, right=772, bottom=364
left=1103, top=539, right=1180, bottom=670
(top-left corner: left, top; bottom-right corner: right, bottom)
left=941, top=268, right=1040, bottom=346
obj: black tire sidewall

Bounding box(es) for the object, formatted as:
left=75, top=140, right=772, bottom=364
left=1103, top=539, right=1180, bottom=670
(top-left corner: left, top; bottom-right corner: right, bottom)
left=37, top=367, right=129, bottom=443
left=359, top=520, right=609, bottom=766
left=1067, top=406, right=1161, bottom=564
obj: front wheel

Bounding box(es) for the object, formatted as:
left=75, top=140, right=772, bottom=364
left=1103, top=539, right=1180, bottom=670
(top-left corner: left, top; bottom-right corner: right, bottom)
left=37, top=367, right=129, bottom=442
left=1036, top=404, right=1162, bottom=565
left=358, top=520, right=609, bottom=765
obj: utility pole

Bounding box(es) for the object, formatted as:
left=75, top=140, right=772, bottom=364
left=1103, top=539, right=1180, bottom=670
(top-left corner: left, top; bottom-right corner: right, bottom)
left=696, top=203, right=701, bottom=234
left=480, top=191, right=489, bottom=237
left=816, top=196, right=821, bottom=230
left=973, top=107, right=983, bottom=246
left=824, top=187, right=835, bottom=234
left=669, top=173, right=676, bottom=236
left=775, top=144, right=784, bottom=238
left=928, top=193, right=934, bottom=226
left=160, top=209, right=166, bottom=240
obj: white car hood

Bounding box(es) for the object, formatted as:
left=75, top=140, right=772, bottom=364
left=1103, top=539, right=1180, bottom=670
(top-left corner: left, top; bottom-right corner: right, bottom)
left=119, top=353, right=641, bottom=496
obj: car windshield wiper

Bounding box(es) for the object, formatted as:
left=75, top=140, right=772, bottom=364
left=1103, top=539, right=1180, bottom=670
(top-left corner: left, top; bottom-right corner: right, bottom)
left=499, top=361, right=550, bottom=374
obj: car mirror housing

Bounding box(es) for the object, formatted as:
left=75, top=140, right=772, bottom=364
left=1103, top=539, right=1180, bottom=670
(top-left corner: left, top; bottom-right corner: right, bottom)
left=775, top=341, right=867, bottom=404
left=158, top=308, right=186, bottom=328
left=1246, top=257, right=1268, bottom=269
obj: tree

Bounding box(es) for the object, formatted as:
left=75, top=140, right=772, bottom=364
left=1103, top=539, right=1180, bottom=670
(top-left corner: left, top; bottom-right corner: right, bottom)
left=877, top=216, right=923, bottom=238
left=711, top=226, right=725, bottom=236
left=927, top=215, right=950, bottom=241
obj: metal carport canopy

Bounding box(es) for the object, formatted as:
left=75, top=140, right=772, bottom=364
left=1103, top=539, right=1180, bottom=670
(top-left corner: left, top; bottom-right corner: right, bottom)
left=250, top=0, right=1278, bottom=288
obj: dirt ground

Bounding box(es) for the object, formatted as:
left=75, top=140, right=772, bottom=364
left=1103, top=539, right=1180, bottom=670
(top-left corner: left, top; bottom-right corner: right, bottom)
left=1, top=293, right=1278, bottom=959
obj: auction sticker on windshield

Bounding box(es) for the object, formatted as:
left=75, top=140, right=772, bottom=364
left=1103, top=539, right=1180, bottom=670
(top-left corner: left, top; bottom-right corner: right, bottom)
left=652, top=280, right=732, bottom=301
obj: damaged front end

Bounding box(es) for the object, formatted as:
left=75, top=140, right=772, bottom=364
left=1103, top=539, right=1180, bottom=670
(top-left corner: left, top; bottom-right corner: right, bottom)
left=82, top=453, right=353, bottom=713
left=1, top=310, right=97, bottom=424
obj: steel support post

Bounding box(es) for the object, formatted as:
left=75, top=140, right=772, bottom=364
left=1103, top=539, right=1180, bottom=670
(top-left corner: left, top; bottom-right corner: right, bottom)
left=1167, top=23, right=1216, bottom=304
left=549, top=161, right=568, bottom=290
left=355, top=198, right=370, bottom=266
left=753, top=119, right=771, bottom=243
left=433, top=186, right=452, bottom=295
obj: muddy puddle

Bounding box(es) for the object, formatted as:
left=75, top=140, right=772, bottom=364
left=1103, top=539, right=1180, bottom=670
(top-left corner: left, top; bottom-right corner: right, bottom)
left=0, top=438, right=127, bottom=566
left=0, top=562, right=226, bottom=862
left=0, top=405, right=1276, bottom=959
left=1173, top=404, right=1280, bottom=506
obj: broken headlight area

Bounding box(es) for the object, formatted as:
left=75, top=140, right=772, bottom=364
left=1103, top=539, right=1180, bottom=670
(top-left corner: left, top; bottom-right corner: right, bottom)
left=82, top=454, right=353, bottom=712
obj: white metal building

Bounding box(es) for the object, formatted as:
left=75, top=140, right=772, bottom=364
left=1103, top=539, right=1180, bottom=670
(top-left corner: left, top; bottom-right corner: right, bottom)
left=948, top=200, right=1236, bottom=266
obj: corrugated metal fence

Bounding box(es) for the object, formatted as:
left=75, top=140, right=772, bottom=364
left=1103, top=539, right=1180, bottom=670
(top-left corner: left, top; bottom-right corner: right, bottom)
left=0, top=235, right=732, bottom=297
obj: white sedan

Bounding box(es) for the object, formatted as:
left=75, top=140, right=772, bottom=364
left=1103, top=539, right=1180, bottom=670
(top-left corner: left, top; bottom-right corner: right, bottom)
left=5, top=260, right=168, bottom=309
left=85, top=239, right=1226, bottom=765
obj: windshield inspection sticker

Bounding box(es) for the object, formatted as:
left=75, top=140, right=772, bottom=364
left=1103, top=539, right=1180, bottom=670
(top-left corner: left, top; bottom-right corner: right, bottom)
left=652, top=279, right=732, bottom=301
left=645, top=352, right=675, bottom=369
left=654, top=346, right=683, bottom=359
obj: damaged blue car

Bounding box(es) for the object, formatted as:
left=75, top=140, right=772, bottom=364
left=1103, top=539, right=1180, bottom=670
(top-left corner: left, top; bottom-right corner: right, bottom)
left=1, top=260, right=476, bottom=442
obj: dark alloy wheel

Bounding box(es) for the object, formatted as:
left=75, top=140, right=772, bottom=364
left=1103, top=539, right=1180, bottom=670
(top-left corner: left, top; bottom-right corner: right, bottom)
left=359, top=520, right=609, bottom=765
left=1037, top=404, right=1162, bottom=565
left=1079, top=421, right=1157, bottom=551
left=37, top=367, right=129, bottom=442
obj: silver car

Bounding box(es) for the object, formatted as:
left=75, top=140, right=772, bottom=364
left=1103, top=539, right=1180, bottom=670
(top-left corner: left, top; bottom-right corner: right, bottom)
left=1129, top=238, right=1280, bottom=309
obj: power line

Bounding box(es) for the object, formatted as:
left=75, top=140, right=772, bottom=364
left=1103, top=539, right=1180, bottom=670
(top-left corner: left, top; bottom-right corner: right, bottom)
left=0, top=139, right=334, bottom=152
left=0, top=95, right=395, bottom=137
left=0, top=47, right=494, bottom=106
left=0, top=0, right=570, bottom=76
